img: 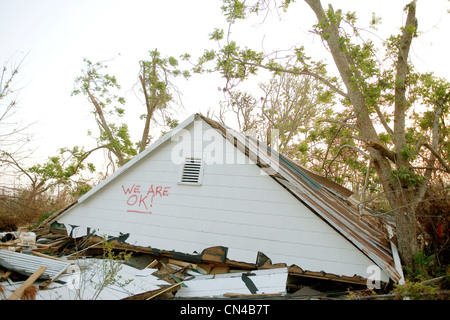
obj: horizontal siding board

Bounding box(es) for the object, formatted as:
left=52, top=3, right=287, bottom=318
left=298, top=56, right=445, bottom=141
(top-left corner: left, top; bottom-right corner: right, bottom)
left=112, top=170, right=180, bottom=185
left=201, top=173, right=279, bottom=190
left=106, top=183, right=297, bottom=204
left=63, top=206, right=373, bottom=276
left=62, top=207, right=363, bottom=267
left=64, top=205, right=339, bottom=248
left=85, top=223, right=345, bottom=264
left=155, top=204, right=324, bottom=232
left=77, top=193, right=317, bottom=225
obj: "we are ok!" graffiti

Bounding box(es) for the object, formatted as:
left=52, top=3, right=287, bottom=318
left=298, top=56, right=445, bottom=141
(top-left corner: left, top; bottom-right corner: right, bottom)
left=121, top=184, right=170, bottom=214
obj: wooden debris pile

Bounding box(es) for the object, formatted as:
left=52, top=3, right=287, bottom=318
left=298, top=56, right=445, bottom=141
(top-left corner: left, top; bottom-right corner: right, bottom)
left=0, top=231, right=173, bottom=300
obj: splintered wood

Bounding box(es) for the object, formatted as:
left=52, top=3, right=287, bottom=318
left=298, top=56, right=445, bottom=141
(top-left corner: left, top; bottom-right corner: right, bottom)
left=7, top=267, right=47, bottom=300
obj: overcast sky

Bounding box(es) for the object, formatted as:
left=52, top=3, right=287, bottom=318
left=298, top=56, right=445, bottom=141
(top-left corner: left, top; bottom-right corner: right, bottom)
left=1, top=0, right=449, bottom=169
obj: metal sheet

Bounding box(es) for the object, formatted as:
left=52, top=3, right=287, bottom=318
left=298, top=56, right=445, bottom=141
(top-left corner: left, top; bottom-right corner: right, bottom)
left=0, top=250, right=71, bottom=280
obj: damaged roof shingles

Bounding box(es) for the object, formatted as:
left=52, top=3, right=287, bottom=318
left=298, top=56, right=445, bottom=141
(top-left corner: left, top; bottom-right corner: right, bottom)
left=200, top=114, right=402, bottom=283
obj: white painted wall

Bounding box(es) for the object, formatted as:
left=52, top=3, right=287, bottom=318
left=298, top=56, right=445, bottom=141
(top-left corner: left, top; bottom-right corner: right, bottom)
left=58, top=118, right=389, bottom=282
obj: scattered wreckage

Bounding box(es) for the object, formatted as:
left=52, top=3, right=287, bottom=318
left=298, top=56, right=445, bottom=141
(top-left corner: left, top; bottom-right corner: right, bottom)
left=1, top=227, right=390, bottom=300
left=0, top=230, right=291, bottom=300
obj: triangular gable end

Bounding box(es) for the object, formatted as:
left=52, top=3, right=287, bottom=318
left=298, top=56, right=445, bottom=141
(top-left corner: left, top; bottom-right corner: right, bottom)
left=53, top=114, right=402, bottom=284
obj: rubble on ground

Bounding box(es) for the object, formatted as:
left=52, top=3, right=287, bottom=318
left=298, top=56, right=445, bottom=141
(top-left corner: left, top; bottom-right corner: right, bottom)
left=3, top=228, right=439, bottom=300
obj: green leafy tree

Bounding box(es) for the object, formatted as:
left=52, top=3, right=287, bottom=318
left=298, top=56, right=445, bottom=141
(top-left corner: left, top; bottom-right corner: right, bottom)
left=72, top=50, right=190, bottom=169
left=72, top=58, right=136, bottom=168
left=137, top=49, right=190, bottom=152
left=27, top=146, right=96, bottom=196
left=195, top=0, right=450, bottom=270
left=0, top=146, right=95, bottom=229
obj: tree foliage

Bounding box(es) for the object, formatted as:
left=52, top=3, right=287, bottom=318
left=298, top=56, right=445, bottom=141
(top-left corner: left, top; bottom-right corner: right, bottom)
left=71, top=50, right=190, bottom=170
left=72, top=58, right=136, bottom=168
left=137, top=49, right=190, bottom=152
left=1, top=49, right=190, bottom=230
left=195, top=0, right=450, bottom=270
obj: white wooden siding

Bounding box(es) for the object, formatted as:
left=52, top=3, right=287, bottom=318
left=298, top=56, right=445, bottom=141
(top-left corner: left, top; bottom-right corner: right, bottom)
left=58, top=119, right=389, bottom=282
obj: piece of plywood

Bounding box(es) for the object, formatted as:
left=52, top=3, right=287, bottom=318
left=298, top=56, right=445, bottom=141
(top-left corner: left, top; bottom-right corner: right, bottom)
left=168, top=259, right=198, bottom=270
left=146, top=259, right=160, bottom=269
left=7, top=266, right=47, bottom=300
left=209, top=265, right=230, bottom=275
left=200, top=246, right=227, bottom=263
left=31, top=251, right=74, bottom=264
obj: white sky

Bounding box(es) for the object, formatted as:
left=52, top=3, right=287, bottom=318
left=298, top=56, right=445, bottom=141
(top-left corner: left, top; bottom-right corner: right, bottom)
left=1, top=0, right=449, bottom=171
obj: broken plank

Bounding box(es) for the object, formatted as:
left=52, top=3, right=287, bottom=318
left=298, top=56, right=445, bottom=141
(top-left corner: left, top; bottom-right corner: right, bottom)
left=146, top=282, right=183, bottom=300
left=200, top=246, right=227, bottom=263
left=168, top=258, right=198, bottom=270
left=7, top=266, right=47, bottom=300
left=0, top=241, right=19, bottom=247
left=197, top=263, right=213, bottom=274
left=31, top=251, right=74, bottom=264
left=167, top=259, right=207, bottom=275
left=193, top=266, right=208, bottom=275
left=225, top=259, right=256, bottom=270
left=34, top=238, right=70, bottom=252
left=159, top=261, right=187, bottom=287
left=146, top=259, right=160, bottom=269
left=1, top=270, right=12, bottom=281
left=85, top=235, right=154, bottom=254
left=123, top=285, right=176, bottom=300
left=210, top=265, right=230, bottom=275
left=256, top=251, right=287, bottom=269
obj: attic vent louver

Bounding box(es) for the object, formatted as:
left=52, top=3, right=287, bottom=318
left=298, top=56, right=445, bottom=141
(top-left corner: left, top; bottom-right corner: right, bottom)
left=180, top=157, right=203, bottom=184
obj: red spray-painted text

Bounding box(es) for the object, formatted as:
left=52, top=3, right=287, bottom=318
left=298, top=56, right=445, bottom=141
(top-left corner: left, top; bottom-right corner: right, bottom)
left=121, top=184, right=170, bottom=214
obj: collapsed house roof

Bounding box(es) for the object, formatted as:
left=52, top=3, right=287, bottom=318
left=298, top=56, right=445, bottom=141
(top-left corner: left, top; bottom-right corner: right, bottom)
left=199, top=115, right=404, bottom=283
left=45, top=113, right=404, bottom=285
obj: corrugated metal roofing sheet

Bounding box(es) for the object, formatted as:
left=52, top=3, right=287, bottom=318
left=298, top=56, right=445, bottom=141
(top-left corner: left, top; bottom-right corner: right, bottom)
left=0, top=249, right=71, bottom=280
left=199, top=114, right=402, bottom=283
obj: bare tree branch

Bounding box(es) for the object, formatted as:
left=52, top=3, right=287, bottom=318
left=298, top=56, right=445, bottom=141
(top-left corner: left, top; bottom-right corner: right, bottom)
left=317, top=118, right=358, bottom=131
left=373, top=105, right=394, bottom=136
left=422, top=142, right=450, bottom=174
left=242, top=60, right=349, bottom=98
